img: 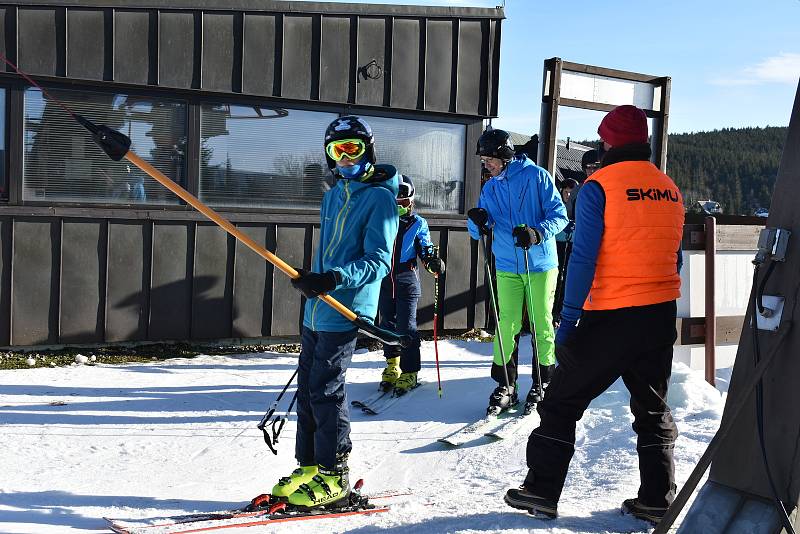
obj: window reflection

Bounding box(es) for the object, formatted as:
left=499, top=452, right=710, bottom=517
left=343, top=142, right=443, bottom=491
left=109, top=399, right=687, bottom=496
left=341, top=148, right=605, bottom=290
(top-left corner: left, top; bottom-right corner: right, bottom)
left=23, top=89, right=186, bottom=204
left=199, top=105, right=337, bottom=208
left=365, top=115, right=465, bottom=214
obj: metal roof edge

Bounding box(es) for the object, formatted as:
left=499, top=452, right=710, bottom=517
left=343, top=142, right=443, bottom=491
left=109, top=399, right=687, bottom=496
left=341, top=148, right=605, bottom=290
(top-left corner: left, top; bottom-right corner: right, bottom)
left=8, top=0, right=506, bottom=19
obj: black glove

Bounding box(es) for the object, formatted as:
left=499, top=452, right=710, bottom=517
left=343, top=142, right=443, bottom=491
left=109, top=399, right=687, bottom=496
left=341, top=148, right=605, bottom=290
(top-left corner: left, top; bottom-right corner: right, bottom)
left=291, top=268, right=340, bottom=299
left=512, top=225, right=543, bottom=249
left=424, top=257, right=445, bottom=275
left=467, top=207, right=490, bottom=235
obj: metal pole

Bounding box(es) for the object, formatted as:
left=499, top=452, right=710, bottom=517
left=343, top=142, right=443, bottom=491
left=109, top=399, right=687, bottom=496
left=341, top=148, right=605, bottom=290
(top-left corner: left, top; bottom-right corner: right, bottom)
left=704, top=216, right=716, bottom=386
left=479, top=234, right=511, bottom=390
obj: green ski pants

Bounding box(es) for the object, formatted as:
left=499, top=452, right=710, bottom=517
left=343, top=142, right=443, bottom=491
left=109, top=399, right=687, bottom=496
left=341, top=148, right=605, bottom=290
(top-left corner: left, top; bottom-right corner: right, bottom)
left=492, top=268, right=558, bottom=385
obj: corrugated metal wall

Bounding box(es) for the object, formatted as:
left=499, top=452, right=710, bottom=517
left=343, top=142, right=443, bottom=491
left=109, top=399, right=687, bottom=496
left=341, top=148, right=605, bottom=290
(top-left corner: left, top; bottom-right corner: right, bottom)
left=0, top=2, right=501, bottom=117
left=0, top=212, right=486, bottom=346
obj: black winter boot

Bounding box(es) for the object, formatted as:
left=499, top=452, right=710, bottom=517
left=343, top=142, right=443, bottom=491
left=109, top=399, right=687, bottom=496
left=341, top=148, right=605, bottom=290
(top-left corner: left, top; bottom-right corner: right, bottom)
left=504, top=486, right=558, bottom=518
left=487, top=385, right=518, bottom=415
left=621, top=498, right=668, bottom=525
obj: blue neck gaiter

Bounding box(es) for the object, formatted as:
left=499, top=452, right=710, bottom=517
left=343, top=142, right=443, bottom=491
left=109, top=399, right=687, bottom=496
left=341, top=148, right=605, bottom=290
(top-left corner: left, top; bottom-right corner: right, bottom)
left=337, top=160, right=370, bottom=180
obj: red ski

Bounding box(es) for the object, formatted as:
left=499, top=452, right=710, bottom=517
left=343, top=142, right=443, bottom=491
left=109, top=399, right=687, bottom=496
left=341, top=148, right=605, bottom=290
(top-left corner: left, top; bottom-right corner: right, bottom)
left=104, top=481, right=407, bottom=534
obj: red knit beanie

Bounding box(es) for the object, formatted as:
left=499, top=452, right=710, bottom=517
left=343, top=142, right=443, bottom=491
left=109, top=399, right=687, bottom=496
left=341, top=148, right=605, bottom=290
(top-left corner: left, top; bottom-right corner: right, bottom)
left=597, top=105, right=648, bottom=147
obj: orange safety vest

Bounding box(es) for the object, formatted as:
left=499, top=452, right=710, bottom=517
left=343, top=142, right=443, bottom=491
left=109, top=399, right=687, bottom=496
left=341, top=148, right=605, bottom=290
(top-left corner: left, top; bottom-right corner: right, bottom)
left=583, top=160, right=684, bottom=311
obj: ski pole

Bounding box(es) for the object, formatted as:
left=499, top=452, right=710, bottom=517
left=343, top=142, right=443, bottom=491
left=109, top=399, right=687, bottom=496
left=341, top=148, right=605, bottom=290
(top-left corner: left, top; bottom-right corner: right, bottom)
left=433, top=272, right=443, bottom=398
left=518, top=225, right=544, bottom=401
left=0, top=54, right=410, bottom=349
left=477, top=232, right=512, bottom=390
left=264, top=391, right=298, bottom=455
left=553, top=238, right=573, bottom=325
left=257, top=369, right=298, bottom=455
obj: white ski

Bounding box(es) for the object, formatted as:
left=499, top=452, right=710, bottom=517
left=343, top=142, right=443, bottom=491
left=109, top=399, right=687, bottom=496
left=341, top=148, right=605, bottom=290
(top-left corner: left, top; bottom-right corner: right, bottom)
left=437, top=409, right=517, bottom=447
left=357, top=382, right=422, bottom=415
left=484, top=410, right=539, bottom=440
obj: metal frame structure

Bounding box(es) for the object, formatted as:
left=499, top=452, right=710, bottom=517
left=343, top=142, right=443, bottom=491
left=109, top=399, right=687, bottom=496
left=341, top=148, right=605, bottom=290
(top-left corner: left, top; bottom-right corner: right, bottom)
left=538, top=57, right=671, bottom=177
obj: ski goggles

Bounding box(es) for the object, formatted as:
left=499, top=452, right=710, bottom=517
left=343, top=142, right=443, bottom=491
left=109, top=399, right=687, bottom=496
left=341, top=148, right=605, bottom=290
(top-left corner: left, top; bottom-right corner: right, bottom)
left=396, top=197, right=412, bottom=208
left=325, top=138, right=367, bottom=162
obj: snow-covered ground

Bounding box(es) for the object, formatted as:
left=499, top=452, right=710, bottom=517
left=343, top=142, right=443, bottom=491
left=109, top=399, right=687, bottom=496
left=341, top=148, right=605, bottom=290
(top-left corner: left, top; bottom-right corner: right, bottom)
left=0, top=338, right=726, bottom=533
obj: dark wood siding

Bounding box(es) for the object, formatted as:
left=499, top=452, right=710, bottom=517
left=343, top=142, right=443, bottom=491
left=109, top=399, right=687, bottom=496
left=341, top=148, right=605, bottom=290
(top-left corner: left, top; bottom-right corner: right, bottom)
left=3, top=3, right=502, bottom=116
left=159, top=11, right=198, bottom=88
left=0, top=218, right=11, bottom=346
left=232, top=225, right=271, bottom=338
left=271, top=225, right=306, bottom=336
left=281, top=15, right=314, bottom=101
left=192, top=224, right=233, bottom=340
left=11, top=219, right=59, bottom=345
left=149, top=222, right=192, bottom=340
left=60, top=220, right=106, bottom=343
left=320, top=16, right=352, bottom=103
left=241, top=13, right=277, bottom=96
left=114, top=10, right=153, bottom=84
left=356, top=17, right=387, bottom=107
left=105, top=221, right=149, bottom=342
left=424, top=19, right=453, bottom=113
left=442, top=229, right=471, bottom=329
left=202, top=12, right=238, bottom=93
left=390, top=18, right=420, bottom=110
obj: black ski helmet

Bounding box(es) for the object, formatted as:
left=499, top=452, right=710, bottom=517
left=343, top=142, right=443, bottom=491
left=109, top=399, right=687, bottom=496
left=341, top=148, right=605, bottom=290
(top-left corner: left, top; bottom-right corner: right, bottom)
left=398, top=174, right=415, bottom=201
left=581, top=149, right=600, bottom=170
left=324, top=115, right=376, bottom=171
left=476, top=128, right=515, bottom=160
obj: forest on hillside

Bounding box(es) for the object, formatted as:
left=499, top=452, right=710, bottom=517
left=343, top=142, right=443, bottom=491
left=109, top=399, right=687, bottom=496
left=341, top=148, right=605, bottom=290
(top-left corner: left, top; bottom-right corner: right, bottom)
left=579, top=126, right=787, bottom=215
left=667, top=126, right=787, bottom=215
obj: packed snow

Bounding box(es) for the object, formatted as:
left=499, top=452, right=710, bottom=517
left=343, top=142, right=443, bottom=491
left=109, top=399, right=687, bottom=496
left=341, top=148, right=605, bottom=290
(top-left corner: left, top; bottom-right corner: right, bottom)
left=0, top=338, right=726, bottom=533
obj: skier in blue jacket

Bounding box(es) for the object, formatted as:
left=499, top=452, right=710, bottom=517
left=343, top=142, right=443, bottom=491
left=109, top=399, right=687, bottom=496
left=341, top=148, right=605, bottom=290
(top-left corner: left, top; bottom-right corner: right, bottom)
left=467, top=129, right=568, bottom=413
left=378, top=175, right=445, bottom=395
left=271, top=116, right=399, bottom=509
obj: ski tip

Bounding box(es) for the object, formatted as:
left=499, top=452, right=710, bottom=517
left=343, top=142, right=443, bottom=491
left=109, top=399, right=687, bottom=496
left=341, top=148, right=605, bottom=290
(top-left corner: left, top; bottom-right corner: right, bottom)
left=354, top=478, right=364, bottom=491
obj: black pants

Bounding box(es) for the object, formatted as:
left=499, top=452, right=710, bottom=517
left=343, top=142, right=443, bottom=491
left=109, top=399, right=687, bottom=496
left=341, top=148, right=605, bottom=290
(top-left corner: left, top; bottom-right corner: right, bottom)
left=491, top=333, right=554, bottom=388
left=378, top=268, right=422, bottom=372
left=524, top=300, right=678, bottom=507
left=295, top=327, right=358, bottom=469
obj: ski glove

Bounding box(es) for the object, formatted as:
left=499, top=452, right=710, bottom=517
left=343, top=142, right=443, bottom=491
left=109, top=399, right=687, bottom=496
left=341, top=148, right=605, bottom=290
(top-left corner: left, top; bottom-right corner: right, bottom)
left=563, top=220, right=576, bottom=239
left=555, top=317, right=577, bottom=347
left=512, top=225, right=543, bottom=249
left=467, top=207, right=490, bottom=235
left=424, top=257, right=446, bottom=275
left=291, top=268, right=341, bottom=299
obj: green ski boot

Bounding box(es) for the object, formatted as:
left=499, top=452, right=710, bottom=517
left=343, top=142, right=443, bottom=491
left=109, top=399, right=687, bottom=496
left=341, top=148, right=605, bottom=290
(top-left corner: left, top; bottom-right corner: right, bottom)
left=393, top=371, right=418, bottom=396
left=380, top=356, right=401, bottom=391
left=287, top=465, right=350, bottom=509
left=271, top=465, right=318, bottom=499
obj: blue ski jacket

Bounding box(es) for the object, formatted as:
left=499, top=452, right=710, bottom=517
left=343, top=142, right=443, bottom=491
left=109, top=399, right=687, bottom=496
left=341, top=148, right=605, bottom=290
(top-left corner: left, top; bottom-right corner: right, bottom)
left=396, top=212, right=434, bottom=264
left=467, top=156, right=568, bottom=273
left=304, top=164, right=400, bottom=332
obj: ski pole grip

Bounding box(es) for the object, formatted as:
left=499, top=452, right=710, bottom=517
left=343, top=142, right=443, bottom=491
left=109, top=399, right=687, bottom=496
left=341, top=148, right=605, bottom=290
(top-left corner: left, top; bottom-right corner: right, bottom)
left=353, top=316, right=411, bottom=347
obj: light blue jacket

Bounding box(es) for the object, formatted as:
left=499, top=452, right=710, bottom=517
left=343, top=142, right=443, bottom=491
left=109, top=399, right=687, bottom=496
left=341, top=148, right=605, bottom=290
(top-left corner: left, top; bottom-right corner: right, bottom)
left=304, top=165, right=400, bottom=332
left=467, top=156, right=568, bottom=273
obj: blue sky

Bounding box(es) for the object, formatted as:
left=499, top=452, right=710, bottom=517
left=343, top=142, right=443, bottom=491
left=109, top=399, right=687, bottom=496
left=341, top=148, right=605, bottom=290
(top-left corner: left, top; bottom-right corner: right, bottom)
left=301, top=0, right=800, bottom=139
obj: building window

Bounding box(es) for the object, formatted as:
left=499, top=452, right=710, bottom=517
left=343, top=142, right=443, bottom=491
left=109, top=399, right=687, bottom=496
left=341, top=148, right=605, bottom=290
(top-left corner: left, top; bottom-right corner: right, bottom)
left=365, top=115, right=466, bottom=214
left=23, top=88, right=187, bottom=205
left=0, top=89, right=6, bottom=201
left=200, top=104, right=337, bottom=209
